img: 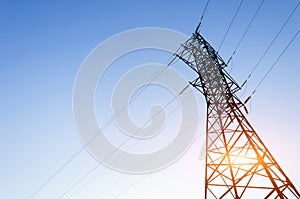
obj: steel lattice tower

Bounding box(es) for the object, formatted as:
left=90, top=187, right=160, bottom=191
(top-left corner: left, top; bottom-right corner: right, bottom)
left=176, top=29, right=300, bottom=198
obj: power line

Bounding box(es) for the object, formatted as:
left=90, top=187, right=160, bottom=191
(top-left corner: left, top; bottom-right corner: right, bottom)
left=226, top=0, right=265, bottom=65
left=113, top=120, right=205, bottom=199
left=56, top=85, right=194, bottom=198
left=114, top=174, right=148, bottom=199
left=57, top=164, right=102, bottom=199
left=97, top=116, right=204, bottom=199
left=27, top=50, right=181, bottom=199
left=217, top=0, right=245, bottom=52
left=62, top=87, right=195, bottom=198
left=26, top=146, right=85, bottom=199
left=27, top=0, right=213, bottom=196
left=60, top=4, right=212, bottom=190
left=246, top=1, right=300, bottom=80
left=196, top=0, right=210, bottom=32
left=238, top=1, right=300, bottom=101
left=63, top=93, right=194, bottom=198
left=251, top=28, right=300, bottom=95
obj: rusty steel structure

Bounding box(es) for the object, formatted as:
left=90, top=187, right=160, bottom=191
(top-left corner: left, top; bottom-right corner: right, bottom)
left=176, top=27, right=300, bottom=198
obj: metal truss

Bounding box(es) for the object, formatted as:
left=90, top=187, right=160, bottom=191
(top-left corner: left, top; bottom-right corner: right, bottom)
left=176, top=30, right=300, bottom=198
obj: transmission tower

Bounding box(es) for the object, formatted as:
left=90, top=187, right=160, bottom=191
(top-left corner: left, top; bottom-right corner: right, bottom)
left=176, top=28, right=300, bottom=198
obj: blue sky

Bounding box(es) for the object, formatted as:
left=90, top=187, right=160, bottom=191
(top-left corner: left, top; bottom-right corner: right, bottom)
left=1, top=0, right=300, bottom=198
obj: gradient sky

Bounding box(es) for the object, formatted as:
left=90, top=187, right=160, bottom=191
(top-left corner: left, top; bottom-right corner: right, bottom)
left=1, top=0, right=300, bottom=198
